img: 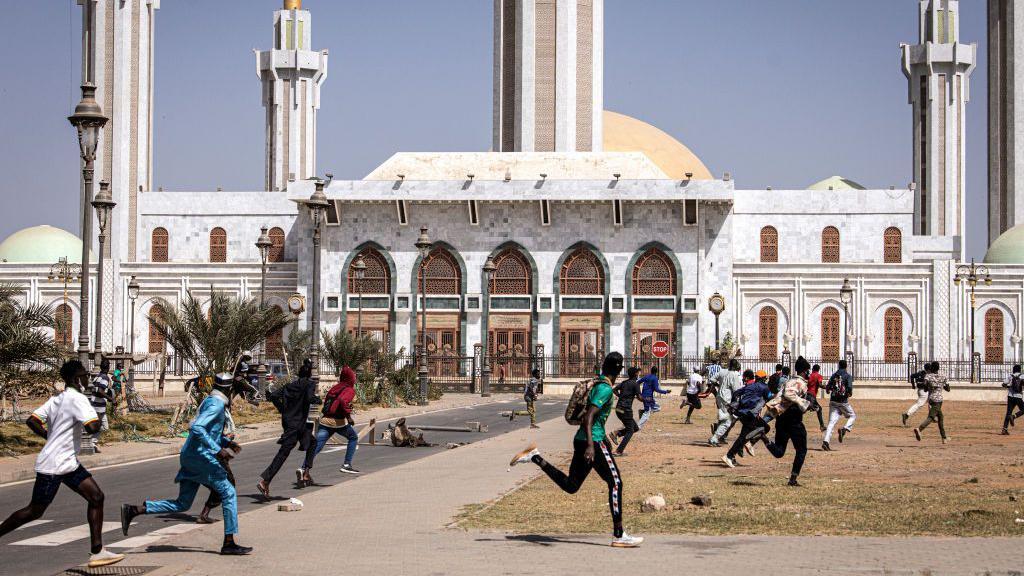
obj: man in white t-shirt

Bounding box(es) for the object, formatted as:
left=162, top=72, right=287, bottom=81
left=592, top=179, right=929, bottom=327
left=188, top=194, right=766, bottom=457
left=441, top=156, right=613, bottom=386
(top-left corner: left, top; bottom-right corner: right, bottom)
left=0, top=360, right=125, bottom=568
left=680, top=367, right=706, bottom=424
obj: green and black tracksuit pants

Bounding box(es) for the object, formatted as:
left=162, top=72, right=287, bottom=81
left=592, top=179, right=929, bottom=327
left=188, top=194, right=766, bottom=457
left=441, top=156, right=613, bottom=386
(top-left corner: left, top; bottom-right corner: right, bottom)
left=533, top=439, right=623, bottom=538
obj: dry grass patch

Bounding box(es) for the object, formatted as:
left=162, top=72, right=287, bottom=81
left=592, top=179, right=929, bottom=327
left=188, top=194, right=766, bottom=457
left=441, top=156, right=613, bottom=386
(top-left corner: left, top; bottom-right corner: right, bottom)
left=458, top=400, right=1024, bottom=537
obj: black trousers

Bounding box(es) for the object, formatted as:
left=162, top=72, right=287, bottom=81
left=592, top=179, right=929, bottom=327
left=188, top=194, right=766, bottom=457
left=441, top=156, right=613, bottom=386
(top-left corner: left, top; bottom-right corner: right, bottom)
left=807, top=396, right=826, bottom=429
left=765, top=409, right=808, bottom=478
left=614, top=407, right=639, bottom=453
left=1004, top=397, right=1024, bottom=430
left=260, top=431, right=305, bottom=483
left=727, top=413, right=762, bottom=459
left=535, top=439, right=623, bottom=538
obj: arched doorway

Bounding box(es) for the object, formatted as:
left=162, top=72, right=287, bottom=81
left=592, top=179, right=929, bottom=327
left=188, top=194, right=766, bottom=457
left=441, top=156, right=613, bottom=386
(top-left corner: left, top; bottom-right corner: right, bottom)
left=630, top=248, right=678, bottom=376
left=985, top=308, right=1005, bottom=364
left=54, top=304, right=73, bottom=350
left=148, top=304, right=166, bottom=354
left=821, top=306, right=841, bottom=361
left=759, top=307, right=778, bottom=361
left=559, top=247, right=605, bottom=376
left=488, top=247, right=533, bottom=383
left=348, top=248, right=393, bottom=352
left=884, top=307, right=904, bottom=363
left=418, top=247, right=462, bottom=376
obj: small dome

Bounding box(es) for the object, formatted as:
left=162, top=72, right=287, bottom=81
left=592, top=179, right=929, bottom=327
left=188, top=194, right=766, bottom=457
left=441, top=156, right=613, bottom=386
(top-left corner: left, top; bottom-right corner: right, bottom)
left=807, top=176, right=866, bottom=191
left=985, top=224, right=1024, bottom=264
left=0, top=225, right=93, bottom=264
left=603, top=110, right=713, bottom=180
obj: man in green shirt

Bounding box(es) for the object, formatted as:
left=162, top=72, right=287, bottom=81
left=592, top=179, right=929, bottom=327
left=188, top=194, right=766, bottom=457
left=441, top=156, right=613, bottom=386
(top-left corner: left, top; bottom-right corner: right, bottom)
left=509, top=352, right=643, bottom=548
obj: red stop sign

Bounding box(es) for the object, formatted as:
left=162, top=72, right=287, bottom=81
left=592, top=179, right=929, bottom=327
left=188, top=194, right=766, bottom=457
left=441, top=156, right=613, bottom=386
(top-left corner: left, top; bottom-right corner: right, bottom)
left=651, top=341, right=671, bottom=359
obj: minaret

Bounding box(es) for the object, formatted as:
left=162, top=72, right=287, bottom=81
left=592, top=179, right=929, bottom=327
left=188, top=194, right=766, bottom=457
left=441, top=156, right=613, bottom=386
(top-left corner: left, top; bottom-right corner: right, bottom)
left=989, top=0, right=1024, bottom=245
left=901, top=0, right=976, bottom=251
left=493, top=0, right=603, bottom=153
left=80, top=0, right=159, bottom=261
left=256, top=0, right=329, bottom=192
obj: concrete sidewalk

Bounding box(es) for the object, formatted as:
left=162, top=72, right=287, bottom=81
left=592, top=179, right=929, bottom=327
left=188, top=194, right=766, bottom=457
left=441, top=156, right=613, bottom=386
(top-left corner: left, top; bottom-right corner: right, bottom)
left=117, top=414, right=1019, bottom=576
left=0, top=394, right=518, bottom=485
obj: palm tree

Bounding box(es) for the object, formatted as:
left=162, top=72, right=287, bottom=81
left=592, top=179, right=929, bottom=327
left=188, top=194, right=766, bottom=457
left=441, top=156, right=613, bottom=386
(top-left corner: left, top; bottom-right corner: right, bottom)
left=0, top=283, right=63, bottom=419
left=149, top=291, right=290, bottom=379
left=319, top=328, right=379, bottom=376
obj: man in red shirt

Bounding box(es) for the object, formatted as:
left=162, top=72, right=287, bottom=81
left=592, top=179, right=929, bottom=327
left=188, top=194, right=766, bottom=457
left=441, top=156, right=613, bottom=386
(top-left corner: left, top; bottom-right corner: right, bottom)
left=806, top=365, right=826, bottom=432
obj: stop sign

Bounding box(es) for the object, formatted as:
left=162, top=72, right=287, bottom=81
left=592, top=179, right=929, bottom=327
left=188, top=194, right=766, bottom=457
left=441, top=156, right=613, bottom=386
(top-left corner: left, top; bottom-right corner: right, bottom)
left=651, top=341, right=671, bottom=359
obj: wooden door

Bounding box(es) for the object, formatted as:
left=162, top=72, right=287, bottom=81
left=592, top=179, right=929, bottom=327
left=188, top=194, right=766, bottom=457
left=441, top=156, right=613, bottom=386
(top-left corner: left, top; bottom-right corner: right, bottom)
left=985, top=308, right=1005, bottom=364
left=489, top=329, right=530, bottom=380
left=884, top=308, right=903, bottom=363
left=560, top=329, right=602, bottom=377
left=759, top=307, right=778, bottom=361
left=632, top=329, right=676, bottom=377
left=820, top=307, right=841, bottom=361
left=425, top=329, right=459, bottom=376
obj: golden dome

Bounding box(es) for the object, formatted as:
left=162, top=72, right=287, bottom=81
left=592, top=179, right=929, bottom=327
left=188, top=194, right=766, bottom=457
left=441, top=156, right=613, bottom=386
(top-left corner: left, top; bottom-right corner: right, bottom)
left=602, top=110, right=712, bottom=180
left=284, top=0, right=302, bottom=9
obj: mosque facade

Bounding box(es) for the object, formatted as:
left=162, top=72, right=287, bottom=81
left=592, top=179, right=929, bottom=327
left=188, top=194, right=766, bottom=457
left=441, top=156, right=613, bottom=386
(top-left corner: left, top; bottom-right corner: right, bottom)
left=4, top=0, right=1024, bottom=389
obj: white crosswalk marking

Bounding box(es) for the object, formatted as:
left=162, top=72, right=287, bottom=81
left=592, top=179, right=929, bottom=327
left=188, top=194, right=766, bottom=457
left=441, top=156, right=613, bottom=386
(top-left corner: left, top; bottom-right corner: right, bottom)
left=108, top=523, right=203, bottom=550
left=9, top=522, right=121, bottom=546
left=14, top=520, right=52, bottom=531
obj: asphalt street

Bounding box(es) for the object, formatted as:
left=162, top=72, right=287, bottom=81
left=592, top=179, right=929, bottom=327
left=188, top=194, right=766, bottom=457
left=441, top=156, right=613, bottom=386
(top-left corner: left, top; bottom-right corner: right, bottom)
left=0, top=398, right=565, bottom=576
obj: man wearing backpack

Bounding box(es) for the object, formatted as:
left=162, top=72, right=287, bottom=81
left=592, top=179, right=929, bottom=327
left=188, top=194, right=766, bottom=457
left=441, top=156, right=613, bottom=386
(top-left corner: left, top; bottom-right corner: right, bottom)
left=300, top=365, right=360, bottom=482
left=256, top=359, right=318, bottom=498
left=1002, top=365, right=1024, bottom=435
left=902, top=364, right=930, bottom=427
left=508, top=352, right=643, bottom=548
left=822, top=359, right=855, bottom=451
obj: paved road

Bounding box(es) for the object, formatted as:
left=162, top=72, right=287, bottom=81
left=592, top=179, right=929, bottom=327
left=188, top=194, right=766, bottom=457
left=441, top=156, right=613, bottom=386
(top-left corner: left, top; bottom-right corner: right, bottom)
left=0, top=398, right=564, bottom=576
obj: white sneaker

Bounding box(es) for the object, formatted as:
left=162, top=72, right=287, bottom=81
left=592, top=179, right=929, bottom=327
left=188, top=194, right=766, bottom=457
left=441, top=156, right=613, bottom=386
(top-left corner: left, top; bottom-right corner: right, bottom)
left=744, top=442, right=756, bottom=457
left=720, top=454, right=737, bottom=468
left=611, top=532, right=644, bottom=548
left=509, top=444, right=539, bottom=467
left=88, top=548, right=126, bottom=568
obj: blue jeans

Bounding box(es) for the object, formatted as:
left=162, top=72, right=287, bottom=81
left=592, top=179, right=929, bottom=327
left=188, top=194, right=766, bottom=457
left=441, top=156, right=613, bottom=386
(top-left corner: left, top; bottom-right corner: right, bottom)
left=302, top=424, right=358, bottom=470
left=146, top=478, right=238, bottom=535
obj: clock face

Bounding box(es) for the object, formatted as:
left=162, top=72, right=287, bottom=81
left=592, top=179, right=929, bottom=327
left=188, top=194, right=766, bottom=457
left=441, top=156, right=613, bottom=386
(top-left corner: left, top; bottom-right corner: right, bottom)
left=709, top=295, right=725, bottom=314
left=287, top=295, right=305, bottom=314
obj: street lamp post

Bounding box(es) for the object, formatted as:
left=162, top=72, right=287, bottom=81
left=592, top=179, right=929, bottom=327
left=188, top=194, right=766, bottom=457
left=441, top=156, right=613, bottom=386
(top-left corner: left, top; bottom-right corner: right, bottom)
left=91, top=181, right=115, bottom=366
left=840, top=278, right=854, bottom=360
left=415, top=227, right=433, bottom=406
left=69, top=83, right=108, bottom=368
left=481, top=256, right=497, bottom=397
left=126, top=276, right=140, bottom=391
left=307, top=181, right=330, bottom=383
left=255, top=226, right=272, bottom=393
left=708, top=292, right=726, bottom=350
left=352, top=255, right=366, bottom=338
left=954, top=260, right=992, bottom=383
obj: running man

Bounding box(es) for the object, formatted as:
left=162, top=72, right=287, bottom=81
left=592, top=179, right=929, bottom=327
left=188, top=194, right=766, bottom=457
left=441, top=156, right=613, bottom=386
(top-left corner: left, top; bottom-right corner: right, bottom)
left=721, top=369, right=769, bottom=468
left=914, top=362, right=950, bottom=444
left=257, top=359, right=318, bottom=497
left=89, top=358, right=114, bottom=452
left=637, top=366, right=671, bottom=428
left=902, top=363, right=929, bottom=427
left=509, top=352, right=643, bottom=548
left=1001, top=364, right=1024, bottom=435
left=301, top=366, right=362, bottom=480
left=611, top=367, right=641, bottom=456
left=757, top=357, right=812, bottom=486
left=709, top=359, right=744, bottom=446
left=0, top=360, right=125, bottom=568
left=121, top=373, right=255, bottom=555
left=680, top=366, right=705, bottom=424
left=822, top=360, right=855, bottom=451
left=510, top=368, right=542, bottom=428
left=806, top=364, right=825, bottom=431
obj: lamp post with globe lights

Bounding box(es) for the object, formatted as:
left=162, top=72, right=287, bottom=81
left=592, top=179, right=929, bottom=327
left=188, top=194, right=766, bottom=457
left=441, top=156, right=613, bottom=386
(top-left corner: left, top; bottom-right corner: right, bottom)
left=91, top=181, right=115, bottom=365
left=255, top=226, right=273, bottom=392
left=69, top=83, right=108, bottom=367
left=415, top=227, right=433, bottom=405
left=840, top=278, right=854, bottom=360
left=126, top=276, right=140, bottom=390
left=954, top=261, right=992, bottom=383
left=352, top=255, right=367, bottom=338
left=481, top=256, right=497, bottom=397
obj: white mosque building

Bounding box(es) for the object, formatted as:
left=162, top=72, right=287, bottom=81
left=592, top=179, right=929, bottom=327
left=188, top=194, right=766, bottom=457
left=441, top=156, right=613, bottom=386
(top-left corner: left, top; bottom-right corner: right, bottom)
left=3, top=0, right=1024, bottom=394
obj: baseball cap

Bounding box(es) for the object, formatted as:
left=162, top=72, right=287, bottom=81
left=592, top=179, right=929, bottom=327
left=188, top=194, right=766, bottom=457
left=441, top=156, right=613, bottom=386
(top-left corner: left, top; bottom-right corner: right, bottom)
left=755, top=369, right=768, bottom=378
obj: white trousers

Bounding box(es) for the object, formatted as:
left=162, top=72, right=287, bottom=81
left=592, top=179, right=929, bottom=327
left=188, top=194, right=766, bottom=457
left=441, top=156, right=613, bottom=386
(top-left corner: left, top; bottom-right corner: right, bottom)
left=824, top=402, right=856, bottom=443
left=905, top=388, right=929, bottom=417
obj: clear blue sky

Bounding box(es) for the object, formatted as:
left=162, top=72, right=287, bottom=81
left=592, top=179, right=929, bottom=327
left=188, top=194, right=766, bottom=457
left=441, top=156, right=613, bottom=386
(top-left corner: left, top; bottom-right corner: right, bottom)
left=0, top=0, right=990, bottom=259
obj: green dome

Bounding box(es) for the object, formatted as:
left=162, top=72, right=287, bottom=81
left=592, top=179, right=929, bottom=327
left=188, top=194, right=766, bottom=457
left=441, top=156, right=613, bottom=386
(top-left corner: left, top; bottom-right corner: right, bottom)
left=0, top=225, right=93, bottom=264
left=985, top=224, right=1024, bottom=264
left=807, top=176, right=866, bottom=191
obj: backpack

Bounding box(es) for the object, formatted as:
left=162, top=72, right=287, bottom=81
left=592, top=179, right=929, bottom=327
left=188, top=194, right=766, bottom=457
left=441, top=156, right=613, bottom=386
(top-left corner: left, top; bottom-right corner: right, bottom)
left=321, top=387, right=346, bottom=418
left=1010, top=374, right=1023, bottom=395
left=828, top=373, right=847, bottom=397
left=565, top=378, right=596, bottom=425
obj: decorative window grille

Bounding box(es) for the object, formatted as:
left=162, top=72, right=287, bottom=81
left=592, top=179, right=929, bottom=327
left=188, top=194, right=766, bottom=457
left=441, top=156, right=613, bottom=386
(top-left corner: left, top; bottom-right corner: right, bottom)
left=560, top=249, right=604, bottom=295
left=985, top=308, right=1005, bottom=364
left=822, top=226, right=840, bottom=263
left=884, top=307, right=904, bottom=363
left=54, top=304, right=73, bottom=348
left=490, top=249, right=532, bottom=295
left=760, top=226, right=778, bottom=263
left=269, top=227, right=285, bottom=263
left=151, top=228, right=168, bottom=263
left=419, top=248, right=461, bottom=295
left=632, top=249, right=675, bottom=296
left=883, top=227, right=902, bottom=264
left=148, top=304, right=166, bottom=354
left=821, top=307, right=841, bottom=361
left=759, top=307, right=778, bottom=361
left=209, top=227, right=227, bottom=263
left=349, top=249, right=391, bottom=295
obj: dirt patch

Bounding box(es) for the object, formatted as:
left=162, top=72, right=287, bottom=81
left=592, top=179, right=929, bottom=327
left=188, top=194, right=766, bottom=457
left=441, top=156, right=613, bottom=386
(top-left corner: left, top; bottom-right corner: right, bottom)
left=458, top=400, right=1024, bottom=537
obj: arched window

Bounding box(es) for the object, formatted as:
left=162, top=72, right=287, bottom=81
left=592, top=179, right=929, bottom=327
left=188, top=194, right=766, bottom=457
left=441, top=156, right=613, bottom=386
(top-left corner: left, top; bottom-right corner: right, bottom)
left=418, top=248, right=461, bottom=294
left=884, top=307, right=904, bottom=363
left=560, top=249, right=604, bottom=295
left=209, top=227, right=227, bottom=263
left=490, top=249, right=532, bottom=295
left=148, top=304, right=166, bottom=354
left=632, top=249, right=676, bottom=296
left=54, top=304, right=73, bottom=349
left=759, top=307, right=779, bottom=360
left=822, top=226, right=840, bottom=263
left=348, top=248, right=391, bottom=294
left=760, top=226, right=778, bottom=263
left=266, top=305, right=284, bottom=359
left=985, top=308, right=1005, bottom=364
left=821, top=307, right=841, bottom=361
left=268, top=227, right=285, bottom=263
left=884, top=227, right=902, bottom=264
left=151, top=227, right=168, bottom=263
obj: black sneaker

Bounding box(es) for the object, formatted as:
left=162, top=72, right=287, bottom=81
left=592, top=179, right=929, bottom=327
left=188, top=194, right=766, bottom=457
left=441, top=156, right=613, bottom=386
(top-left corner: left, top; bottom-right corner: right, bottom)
left=120, top=504, right=137, bottom=536
left=839, top=428, right=848, bottom=443
left=339, top=464, right=361, bottom=475
left=220, top=543, right=253, bottom=556
left=1011, top=413, right=1017, bottom=427
left=788, top=477, right=801, bottom=487
left=821, top=441, right=831, bottom=451
left=913, top=428, right=922, bottom=442
left=901, top=414, right=909, bottom=427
